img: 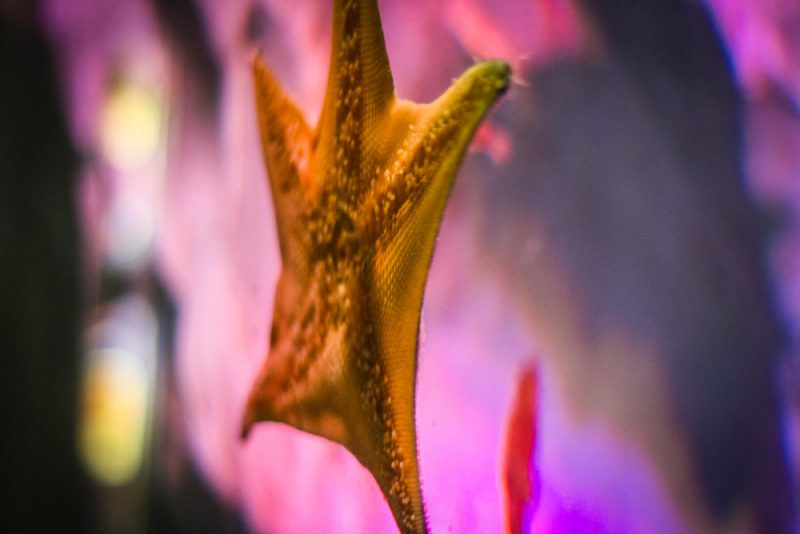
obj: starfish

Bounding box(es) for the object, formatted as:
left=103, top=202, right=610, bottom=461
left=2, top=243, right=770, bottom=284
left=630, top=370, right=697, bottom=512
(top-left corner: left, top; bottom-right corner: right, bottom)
left=240, top=1, right=509, bottom=532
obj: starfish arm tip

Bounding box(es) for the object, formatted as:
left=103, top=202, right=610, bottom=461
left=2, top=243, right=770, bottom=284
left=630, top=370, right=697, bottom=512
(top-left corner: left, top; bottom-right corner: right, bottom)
left=464, top=59, right=513, bottom=101
left=482, top=59, right=513, bottom=90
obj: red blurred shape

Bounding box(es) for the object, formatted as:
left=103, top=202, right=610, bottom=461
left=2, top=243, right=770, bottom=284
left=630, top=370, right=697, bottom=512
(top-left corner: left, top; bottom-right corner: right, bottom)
left=502, top=363, right=540, bottom=534
left=471, top=121, right=513, bottom=166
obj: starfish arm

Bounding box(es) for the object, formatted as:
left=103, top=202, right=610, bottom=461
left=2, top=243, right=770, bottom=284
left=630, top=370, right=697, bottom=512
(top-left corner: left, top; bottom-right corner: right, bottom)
left=364, top=59, right=510, bottom=534
left=253, top=54, right=315, bottom=273
left=316, top=0, right=396, bottom=192
left=365, top=60, right=512, bottom=247
left=241, top=267, right=353, bottom=446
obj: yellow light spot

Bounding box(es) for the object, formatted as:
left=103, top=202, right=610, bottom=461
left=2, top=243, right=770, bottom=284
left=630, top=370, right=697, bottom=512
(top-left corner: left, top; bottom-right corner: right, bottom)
left=100, top=82, right=161, bottom=170
left=79, top=347, right=149, bottom=486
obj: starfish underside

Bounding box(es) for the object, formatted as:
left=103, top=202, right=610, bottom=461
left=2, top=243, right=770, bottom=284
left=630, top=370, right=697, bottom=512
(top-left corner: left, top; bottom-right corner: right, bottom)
left=241, top=1, right=509, bottom=532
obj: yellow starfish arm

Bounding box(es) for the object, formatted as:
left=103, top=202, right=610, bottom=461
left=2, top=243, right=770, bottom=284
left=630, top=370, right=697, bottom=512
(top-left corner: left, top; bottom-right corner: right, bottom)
left=316, top=0, right=395, bottom=192
left=367, top=61, right=510, bottom=533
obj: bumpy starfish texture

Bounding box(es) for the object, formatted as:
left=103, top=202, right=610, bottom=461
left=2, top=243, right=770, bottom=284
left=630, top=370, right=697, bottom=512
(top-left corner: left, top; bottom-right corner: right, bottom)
left=241, top=1, right=509, bottom=532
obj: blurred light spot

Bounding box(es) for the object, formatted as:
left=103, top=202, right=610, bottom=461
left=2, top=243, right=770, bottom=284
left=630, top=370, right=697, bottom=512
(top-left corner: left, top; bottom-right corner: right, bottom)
left=79, top=296, right=157, bottom=487
left=100, top=82, right=161, bottom=170
left=79, top=347, right=149, bottom=486
left=106, top=197, right=154, bottom=270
